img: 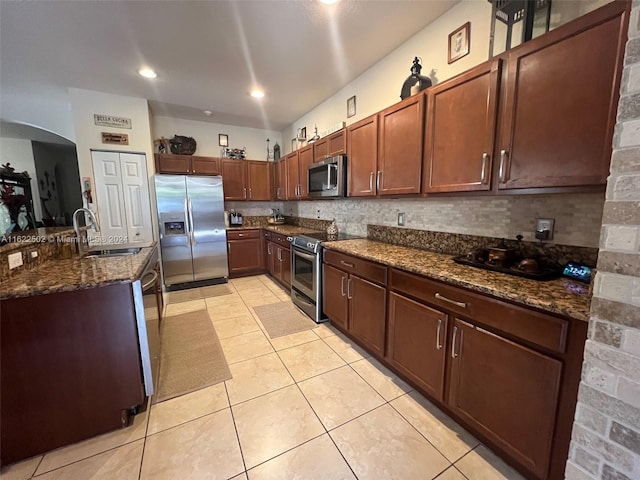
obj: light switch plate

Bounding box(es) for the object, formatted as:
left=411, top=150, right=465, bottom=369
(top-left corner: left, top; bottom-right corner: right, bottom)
left=8, top=252, right=23, bottom=269
left=398, top=213, right=405, bottom=226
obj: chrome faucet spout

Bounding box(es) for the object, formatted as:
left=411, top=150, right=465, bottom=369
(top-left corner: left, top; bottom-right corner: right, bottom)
left=72, top=208, right=100, bottom=254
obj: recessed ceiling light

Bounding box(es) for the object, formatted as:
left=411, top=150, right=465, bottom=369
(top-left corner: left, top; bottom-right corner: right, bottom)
left=320, top=0, right=339, bottom=4
left=203, top=110, right=212, bottom=116
left=138, top=68, right=157, bottom=79
left=250, top=89, right=265, bottom=98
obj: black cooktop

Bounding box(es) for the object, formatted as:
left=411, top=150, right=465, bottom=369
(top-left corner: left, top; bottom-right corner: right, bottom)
left=453, top=256, right=563, bottom=281
left=300, top=232, right=363, bottom=242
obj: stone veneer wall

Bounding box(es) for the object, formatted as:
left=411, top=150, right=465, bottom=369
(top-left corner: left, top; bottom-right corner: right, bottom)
left=290, top=193, right=605, bottom=248
left=566, top=3, right=640, bottom=479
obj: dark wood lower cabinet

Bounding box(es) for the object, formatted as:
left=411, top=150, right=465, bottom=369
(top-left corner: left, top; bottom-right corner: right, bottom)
left=448, top=318, right=562, bottom=479
left=1, top=284, right=145, bottom=465
left=265, top=240, right=291, bottom=289
left=227, top=230, right=264, bottom=277
left=322, top=251, right=587, bottom=480
left=386, top=292, right=447, bottom=402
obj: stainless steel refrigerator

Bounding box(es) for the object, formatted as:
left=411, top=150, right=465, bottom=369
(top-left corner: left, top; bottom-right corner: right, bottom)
left=155, top=175, right=228, bottom=287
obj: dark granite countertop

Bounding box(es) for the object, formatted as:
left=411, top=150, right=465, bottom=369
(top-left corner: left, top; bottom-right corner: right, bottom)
left=227, top=225, right=322, bottom=236
left=0, top=243, right=158, bottom=300
left=323, top=239, right=591, bottom=322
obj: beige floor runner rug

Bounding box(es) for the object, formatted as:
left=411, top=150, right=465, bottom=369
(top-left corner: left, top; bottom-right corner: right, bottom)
left=253, top=302, right=318, bottom=339
left=153, top=310, right=231, bottom=404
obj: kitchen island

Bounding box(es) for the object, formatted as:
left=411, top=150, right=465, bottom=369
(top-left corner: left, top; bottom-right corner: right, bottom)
left=0, top=242, right=160, bottom=466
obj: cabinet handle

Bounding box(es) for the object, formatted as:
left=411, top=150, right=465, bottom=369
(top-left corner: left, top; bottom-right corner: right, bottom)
left=499, top=150, right=508, bottom=183
left=340, top=260, right=354, bottom=268
left=481, top=153, right=488, bottom=184
left=277, top=248, right=282, bottom=261
left=277, top=187, right=281, bottom=199
left=435, top=292, right=467, bottom=308
left=243, top=187, right=247, bottom=199
left=436, top=319, right=443, bottom=350
left=249, top=187, right=252, bottom=199
left=347, top=278, right=353, bottom=299
left=369, top=172, right=374, bottom=192
left=451, top=326, right=458, bottom=358
left=376, top=171, right=381, bottom=192
left=341, top=275, right=346, bottom=296
left=267, top=243, right=272, bottom=255
left=238, top=233, right=244, bottom=237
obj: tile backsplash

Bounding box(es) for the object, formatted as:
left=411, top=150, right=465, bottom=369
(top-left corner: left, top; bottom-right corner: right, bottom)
left=289, top=192, right=604, bottom=248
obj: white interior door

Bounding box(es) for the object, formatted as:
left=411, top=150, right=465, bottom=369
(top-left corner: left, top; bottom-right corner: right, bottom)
left=120, top=153, right=152, bottom=243
left=91, top=151, right=127, bottom=244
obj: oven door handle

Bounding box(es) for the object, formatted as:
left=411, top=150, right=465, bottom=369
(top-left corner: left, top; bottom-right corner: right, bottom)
left=293, top=249, right=316, bottom=262
left=141, top=270, right=159, bottom=291
left=293, top=291, right=314, bottom=306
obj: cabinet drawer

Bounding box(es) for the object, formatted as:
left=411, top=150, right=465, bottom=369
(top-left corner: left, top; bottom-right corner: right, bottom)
left=389, top=268, right=568, bottom=353
left=227, top=229, right=260, bottom=240
left=271, top=232, right=293, bottom=245
left=324, top=250, right=387, bottom=286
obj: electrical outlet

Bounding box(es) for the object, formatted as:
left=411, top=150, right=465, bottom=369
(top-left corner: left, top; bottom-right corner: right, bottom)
left=535, top=218, right=554, bottom=241
left=316, top=209, right=321, bottom=219
left=398, top=212, right=405, bottom=226
left=8, top=252, right=23, bottom=269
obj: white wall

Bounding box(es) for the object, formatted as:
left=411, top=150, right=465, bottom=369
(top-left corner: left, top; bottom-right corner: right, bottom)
left=0, top=137, right=43, bottom=221
left=282, top=0, right=492, bottom=152
left=152, top=116, right=282, bottom=162
left=69, top=88, right=156, bottom=238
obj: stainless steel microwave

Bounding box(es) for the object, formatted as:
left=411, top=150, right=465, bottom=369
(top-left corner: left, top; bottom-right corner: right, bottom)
left=308, top=155, right=347, bottom=198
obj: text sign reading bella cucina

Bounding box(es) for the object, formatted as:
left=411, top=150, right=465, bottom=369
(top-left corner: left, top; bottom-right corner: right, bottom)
left=93, top=114, right=132, bottom=129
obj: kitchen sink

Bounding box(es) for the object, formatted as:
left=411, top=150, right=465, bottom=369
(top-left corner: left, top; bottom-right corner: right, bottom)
left=84, top=247, right=142, bottom=258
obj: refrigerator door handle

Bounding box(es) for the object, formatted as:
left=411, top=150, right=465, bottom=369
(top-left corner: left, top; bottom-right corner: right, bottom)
left=184, top=197, right=191, bottom=246
left=188, top=199, right=196, bottom=246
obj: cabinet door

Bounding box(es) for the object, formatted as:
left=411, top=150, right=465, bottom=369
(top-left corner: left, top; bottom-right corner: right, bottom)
left=191, top=156, right=220, bottom=175
left=246, top=161, right=271, bottom=201
left=227, top=238, right=262, bottom=277
left=285, top=152, right=300, bottom=199
left=155, top=154, right=190, bottom=174
left=314, top=138, right=328, bottom=162
left=497, top=2, right=627, bottom=189
left=272, top=243, right=283, bottom=281
left=347, top=115, right=378, bottom=197
left=378, top=95, right=424, bottom=195
left=328, top=129, right=347, bottom=156
left=323, top=264, right=349, bottom=330
left=448, top=318, right=562, bottom=479
left=274, top=160, right=286, bottom=200
left=424, top=60, right=500, bottom=193
left=386, top=292, right=447, bottom=402
left=281, top=246, right=291, bottom=289
left=348, top=275, right=386, bottom=355
left=297, top=145, right=314, bottom=198
left=265, top=240, right=275, bottom=277
left=221, top=159, right=247, bottom=200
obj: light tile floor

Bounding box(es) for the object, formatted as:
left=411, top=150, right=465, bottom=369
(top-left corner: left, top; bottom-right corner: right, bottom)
left=1, top=274, right=526, bottom=480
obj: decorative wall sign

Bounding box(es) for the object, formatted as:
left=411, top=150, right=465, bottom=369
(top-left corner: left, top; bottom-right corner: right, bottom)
left=101, top=132, right=129, bottom=145
left=448, top=22, right=471, bottom=64
left=94, top=114, right=132, bottom=129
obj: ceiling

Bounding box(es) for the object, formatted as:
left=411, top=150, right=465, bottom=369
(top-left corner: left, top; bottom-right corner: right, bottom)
left=0, top=0, right=459, bottom=132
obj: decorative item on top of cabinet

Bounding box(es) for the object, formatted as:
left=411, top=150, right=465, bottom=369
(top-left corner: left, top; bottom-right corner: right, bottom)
left=169, top=135, right=196, bottom=155
left=496, top=1, right=628, bottom=191
left=223, top=147, right=246, bottom=160
left=274, top=142, right=281, bottom=160
left=307, top=125, right=320, bottom=144
left=423, top=58, right=501, bottom=193
left=400, top=57, right=432, bottom=100
left=488, top=0, right=552, bottom=58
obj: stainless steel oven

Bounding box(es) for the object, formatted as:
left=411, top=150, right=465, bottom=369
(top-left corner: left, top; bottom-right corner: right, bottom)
left=291, top=235, right=327, bottom=323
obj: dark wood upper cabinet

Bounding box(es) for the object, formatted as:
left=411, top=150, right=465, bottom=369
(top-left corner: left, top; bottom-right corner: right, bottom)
left=378, top=94, right=425, bottom=195
left=155, top=154, right=220, bottom=176
left=221, top=158, right=247, bottom=200
left=347, top=114, right=378, bottom=197
left=297, top=145, right=314, bottom=198
left=274, top=160, right=286, bottom=200
left=496, top=1, right=628, bottom=190
left=313, top=128, right=346, bottom=162
left=246, top=161, right=271, bottom=201
left=423, top=59, right=501, bottom=193
left=285, top=151, right=300, bottom=199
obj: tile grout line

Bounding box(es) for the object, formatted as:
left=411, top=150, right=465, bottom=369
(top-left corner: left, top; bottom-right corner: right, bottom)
left=224, top=382, right=249, bottom=479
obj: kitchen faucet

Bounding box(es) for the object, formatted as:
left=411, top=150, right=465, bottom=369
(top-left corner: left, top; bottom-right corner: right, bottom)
left=72, top=207, right=100, bottom=255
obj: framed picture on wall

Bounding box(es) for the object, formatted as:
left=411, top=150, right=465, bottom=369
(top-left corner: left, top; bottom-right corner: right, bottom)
left=347, top=95, right=356, bottom=118
left=448, top=22, right=471, bottom=64
left=218, top=134, right=228, bottom=147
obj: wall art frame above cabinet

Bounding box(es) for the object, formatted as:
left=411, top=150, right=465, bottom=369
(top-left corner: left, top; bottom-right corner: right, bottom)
left=448, top=22, right=471, bottom=64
